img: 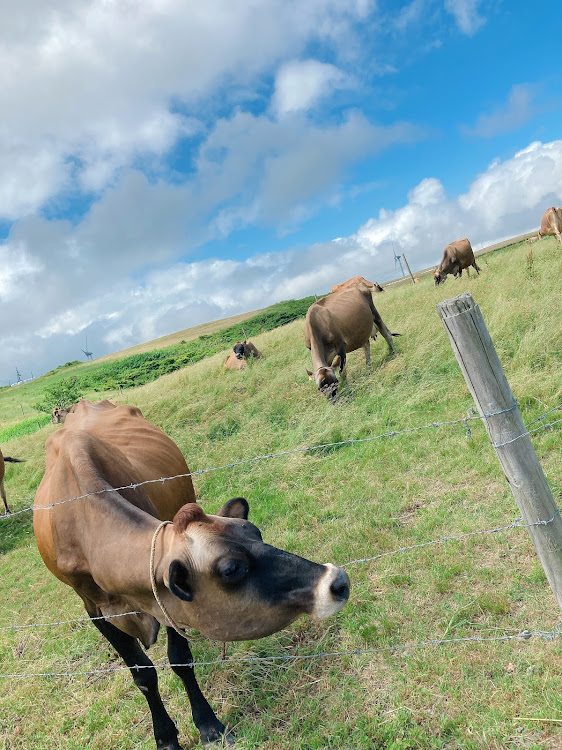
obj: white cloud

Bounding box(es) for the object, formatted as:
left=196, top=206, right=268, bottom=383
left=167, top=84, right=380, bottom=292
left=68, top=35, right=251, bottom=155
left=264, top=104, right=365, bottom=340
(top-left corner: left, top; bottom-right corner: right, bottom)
left=0, top=0, right=374, bottom=220
left=464, top=83, right=540, bottom=138
left=444, top=0, right=485, bottom=35
left=272, top=59, right=351, bottom=115
left=2, top=139, right=562, bottom=385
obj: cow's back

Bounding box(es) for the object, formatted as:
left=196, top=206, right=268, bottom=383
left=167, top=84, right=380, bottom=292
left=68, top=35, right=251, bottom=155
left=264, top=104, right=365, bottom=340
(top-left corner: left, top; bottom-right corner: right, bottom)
left=443, top=238, right=474, bottom=267
left=57, top=400, right=195, bottom=518
left=307, top=288, right=374, bottom=353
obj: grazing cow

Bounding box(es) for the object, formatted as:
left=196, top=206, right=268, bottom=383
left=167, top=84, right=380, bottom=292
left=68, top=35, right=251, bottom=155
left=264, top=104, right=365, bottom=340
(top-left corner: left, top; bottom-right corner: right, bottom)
left=305, top=287, right=399, bottom=399
left=434, top=238, right=481, bottom=286
left=331, top=276, right=384, bottom=294
left=34, top=399, right=349, bottom=748
left=538, top=207, right=562, bottom=244
left=0, top=447, right=24, bottom=514
left=224, top=340, right=262, bottom=370
left=52, top=399, right=114, bottom=424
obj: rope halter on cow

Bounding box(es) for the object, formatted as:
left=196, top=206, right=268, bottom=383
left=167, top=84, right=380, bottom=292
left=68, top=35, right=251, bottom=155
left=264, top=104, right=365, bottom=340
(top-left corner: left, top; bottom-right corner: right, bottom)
left=149, top=520, right=190, bottom=640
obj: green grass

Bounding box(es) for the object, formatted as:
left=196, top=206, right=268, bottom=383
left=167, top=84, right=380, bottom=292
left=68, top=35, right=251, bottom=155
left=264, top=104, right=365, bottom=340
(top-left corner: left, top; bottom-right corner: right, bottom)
left=0, top=237, right=561, bottom=749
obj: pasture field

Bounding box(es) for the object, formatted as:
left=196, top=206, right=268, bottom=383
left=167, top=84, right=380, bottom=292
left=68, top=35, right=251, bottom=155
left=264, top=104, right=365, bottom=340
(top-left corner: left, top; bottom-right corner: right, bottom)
left=0, top=236, right=561, bottom=749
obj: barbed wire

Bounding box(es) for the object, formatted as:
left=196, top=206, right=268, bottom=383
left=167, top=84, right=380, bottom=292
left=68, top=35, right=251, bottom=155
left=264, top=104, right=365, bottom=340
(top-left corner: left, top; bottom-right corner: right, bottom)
left=6, top=400, right=561, bottom=521
left=1, top=401, right=528, bottom=519
left=1, top=627, right=560, bottom=679
left=342, top=509, right=561, bottom=568
left=493, top=417, right=562, bottom=449
left=3, top=507, right=560, bottom=633
left=0, top=610, right=142, bottom=631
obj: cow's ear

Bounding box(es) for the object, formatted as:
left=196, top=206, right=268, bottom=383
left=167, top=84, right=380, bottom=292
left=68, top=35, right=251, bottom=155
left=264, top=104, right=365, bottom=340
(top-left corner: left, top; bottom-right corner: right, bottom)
left=217, top=497, right=249, bottom=519
left=167, top=560, right=193, bottom=602
left=306, top=368, right=314, bottom=379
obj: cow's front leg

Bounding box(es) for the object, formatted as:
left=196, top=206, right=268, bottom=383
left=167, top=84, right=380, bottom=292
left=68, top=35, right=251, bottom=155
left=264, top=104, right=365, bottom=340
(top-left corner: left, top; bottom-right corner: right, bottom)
left=92, top=618, right=182, bottom=750
left=167, top=628, right=233, bottom=747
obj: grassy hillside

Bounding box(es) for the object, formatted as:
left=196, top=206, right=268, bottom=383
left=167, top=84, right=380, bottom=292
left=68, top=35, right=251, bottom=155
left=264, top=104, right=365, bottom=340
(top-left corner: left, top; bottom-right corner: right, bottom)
left=0, top=237, right=561, bottom=749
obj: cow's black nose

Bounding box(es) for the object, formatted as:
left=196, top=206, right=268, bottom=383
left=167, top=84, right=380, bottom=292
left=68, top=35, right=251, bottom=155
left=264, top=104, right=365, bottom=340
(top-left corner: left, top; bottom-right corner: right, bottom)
left=330, top=569, right=350, bottom=602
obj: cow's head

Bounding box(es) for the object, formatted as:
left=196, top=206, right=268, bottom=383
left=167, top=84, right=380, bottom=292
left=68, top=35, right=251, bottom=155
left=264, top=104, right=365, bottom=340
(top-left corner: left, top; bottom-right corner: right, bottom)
left=51, top=407, right=69, bottom=424
left=306, top=366, right=339, bottom=401
left=374, top=283, right=384, bottom=293
left=157, top=500, right=350, bottom=641
left=233, top=341, right=246, bottom=360
left=433, top=269, right=446, bottom=286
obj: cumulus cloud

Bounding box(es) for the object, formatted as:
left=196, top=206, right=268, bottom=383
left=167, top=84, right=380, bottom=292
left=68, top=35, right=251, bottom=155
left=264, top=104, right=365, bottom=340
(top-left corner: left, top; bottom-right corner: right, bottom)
left=464, top=83, right=541, bottom=138
left=272, top=59, right=351, bottom=115
left=0, top=0, right=373, bottom=221
left=2, top=139, right=562, bottom=385
left=444, top=0, right=485, bottom=35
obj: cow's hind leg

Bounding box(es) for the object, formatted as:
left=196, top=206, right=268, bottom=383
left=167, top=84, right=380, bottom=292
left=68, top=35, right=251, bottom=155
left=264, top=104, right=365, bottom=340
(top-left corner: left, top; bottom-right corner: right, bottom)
left=363, top=339, right=371, bottom=368
left=0, top=478, right=10, bottom=515
left=167, top=628, right=233, bottom=747
left=92, top=618, right=182, bottom=750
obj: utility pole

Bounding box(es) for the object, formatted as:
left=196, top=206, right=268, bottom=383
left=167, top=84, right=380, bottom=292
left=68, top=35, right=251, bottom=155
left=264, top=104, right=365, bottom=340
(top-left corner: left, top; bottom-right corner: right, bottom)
left=402, top=253, right=416, bottom=285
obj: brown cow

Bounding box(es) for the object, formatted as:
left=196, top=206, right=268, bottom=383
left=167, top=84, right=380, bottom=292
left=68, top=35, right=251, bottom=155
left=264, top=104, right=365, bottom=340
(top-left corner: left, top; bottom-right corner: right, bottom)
left=224, top=340, right=263, bottom=370
left=305, top=287, right=398, bottom=399
left=538, top=207, right=562, bottom=244
left=52, top=399, right=114, bottom=424
left=434, top=238, right=481, bottom=286
left=34, top=399, right=349, bottom=748
left=0, top=447, right=24, bottom=514
left=331, top=276, right=384, bottom=294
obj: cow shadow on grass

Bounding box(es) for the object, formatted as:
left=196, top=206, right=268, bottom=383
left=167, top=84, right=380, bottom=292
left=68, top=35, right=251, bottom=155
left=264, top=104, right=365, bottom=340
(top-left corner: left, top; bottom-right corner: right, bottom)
left=0, top=512, right=34, bottom=555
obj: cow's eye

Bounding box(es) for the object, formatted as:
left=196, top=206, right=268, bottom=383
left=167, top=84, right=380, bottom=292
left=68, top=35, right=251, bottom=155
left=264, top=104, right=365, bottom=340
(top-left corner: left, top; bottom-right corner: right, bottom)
left=216, top=557, right=249, bottom=584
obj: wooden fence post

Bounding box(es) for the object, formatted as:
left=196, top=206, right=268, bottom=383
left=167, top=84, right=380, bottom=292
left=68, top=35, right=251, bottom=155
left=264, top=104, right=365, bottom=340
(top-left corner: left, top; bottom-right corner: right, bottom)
left=436, top=293, right=562, bottom=611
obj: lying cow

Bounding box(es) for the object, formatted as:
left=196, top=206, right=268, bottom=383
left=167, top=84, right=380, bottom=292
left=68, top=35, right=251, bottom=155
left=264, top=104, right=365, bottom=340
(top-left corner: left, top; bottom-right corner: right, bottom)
left=34, top=399, right=349, bottom=748
left=224, top=339, right=263, bottom=370
left=538, top=207, right=562, bottom=244
left=434, top=238, right=481, bottom=286
left=331, top=275, right=384, bottom=294
left=305, top=287, right=399, bottom=399
left=0, top=447, right=24, bottom=514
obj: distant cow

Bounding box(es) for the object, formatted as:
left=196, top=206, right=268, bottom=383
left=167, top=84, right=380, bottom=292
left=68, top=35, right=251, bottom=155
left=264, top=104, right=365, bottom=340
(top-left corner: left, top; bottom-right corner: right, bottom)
left=33, top=399, right=349, bottom=748
left=52, top=399, right=114, bottom=424
left=0, top=447, right=24, bottom=514
left=538, top=207, right=562, bottom=244
left=434, top=238, right=481, bottom=286
left=331, top=276, right=384, bottom=294
left=305, top=287, right=399, bottom=399
left=224, top=340, right=262, bottom=370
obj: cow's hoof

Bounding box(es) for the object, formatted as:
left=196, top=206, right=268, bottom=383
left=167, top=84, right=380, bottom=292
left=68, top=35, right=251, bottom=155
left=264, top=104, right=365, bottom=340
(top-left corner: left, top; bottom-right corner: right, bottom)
left=201, top=723, right=234, bottom=747
left=157, top=741, right=183, bottom=750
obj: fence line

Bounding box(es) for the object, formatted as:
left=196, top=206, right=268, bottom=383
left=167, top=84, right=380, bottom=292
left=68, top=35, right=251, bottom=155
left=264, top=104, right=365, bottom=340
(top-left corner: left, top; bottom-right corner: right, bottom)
left=342, top=508, right=561, bottom=568
left=1, top=627, right=560, bottom=680
left=3, top=507, right=560, bottom=632
left=4, top=400, right=560, bottom=521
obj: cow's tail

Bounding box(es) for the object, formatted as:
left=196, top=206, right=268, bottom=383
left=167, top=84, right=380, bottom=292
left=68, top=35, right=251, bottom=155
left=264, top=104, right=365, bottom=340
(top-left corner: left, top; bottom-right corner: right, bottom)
left=4, top=457, right=25, bottom=463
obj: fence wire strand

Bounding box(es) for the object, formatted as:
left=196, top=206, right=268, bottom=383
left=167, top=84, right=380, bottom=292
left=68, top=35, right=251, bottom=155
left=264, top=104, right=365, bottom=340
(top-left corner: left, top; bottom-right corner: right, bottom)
left=3, top=507, right=560, bottom=632
left=4, top=400, right=545, bottom=520
left=1, top=627, right=561, bottom=680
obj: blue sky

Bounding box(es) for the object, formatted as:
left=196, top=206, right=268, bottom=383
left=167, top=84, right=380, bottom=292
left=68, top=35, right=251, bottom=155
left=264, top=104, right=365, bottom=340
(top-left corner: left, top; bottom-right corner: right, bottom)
left=1, top=0, right=561, bottom=386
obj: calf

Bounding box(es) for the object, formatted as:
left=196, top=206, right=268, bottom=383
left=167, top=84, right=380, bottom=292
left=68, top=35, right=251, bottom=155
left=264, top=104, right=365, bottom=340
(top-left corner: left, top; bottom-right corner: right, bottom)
left=305, top=287, right=398, bottom=399
left=434, top=238, right=481, bottom=286
left=34, top=400, right=349, bottom=748
left=538, top=207, right=562, bottom=244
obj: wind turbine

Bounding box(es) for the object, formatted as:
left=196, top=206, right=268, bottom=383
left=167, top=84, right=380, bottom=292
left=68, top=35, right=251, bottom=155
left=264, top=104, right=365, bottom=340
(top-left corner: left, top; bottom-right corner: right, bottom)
left=82, top=336, right=93, bottom=361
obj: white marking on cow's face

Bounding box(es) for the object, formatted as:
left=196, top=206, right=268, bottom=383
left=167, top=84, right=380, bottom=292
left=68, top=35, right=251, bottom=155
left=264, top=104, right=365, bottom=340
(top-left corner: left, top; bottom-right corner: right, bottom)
left=311, top=563, right=350, bottom=620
